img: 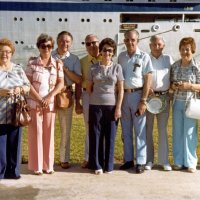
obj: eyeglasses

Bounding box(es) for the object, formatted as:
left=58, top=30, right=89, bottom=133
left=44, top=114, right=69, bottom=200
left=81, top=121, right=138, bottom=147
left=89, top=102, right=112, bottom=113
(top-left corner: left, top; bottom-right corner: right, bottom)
left=40, top=44, right=53, bottom=49
left=85, top=41, right=98, bottom=47
left=0, top=50, right=12, bottom=54
left=102, top=48, right=113, bottom=53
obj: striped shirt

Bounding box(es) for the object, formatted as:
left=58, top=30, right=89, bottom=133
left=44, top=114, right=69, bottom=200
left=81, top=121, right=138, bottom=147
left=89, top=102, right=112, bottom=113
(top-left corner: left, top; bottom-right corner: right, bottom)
left=0, top=63, right=30, bottom=124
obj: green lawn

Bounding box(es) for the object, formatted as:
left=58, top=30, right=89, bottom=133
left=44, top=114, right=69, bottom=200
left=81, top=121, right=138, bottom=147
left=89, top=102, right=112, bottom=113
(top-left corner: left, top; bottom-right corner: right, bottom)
left=21, top=109, right=200, bottom=165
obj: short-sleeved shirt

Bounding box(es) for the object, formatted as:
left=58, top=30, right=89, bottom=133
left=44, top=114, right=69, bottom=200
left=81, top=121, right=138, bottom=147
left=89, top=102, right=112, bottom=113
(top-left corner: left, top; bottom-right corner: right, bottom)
left=118, top=48, right=153, bottom=89
left=170, top=59, right=200, bottom=100
left=80, top=54, right=101, bottom=89
left=52, top=50, right=81, bottom=86
left=150, top=53, right=174, bottom=91
left=88, top=62, right=124, bottom=105
left=25, top=56, right=64, bottom=111
left=0, top=63, right=30, bottom=124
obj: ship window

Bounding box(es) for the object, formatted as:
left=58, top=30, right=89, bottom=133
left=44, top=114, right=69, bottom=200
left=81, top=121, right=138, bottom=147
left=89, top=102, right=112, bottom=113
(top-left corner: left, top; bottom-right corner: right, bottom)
left=59, top=18, right=62, bottom=22
left=36, top=18, right=40, bottom=21
left=109, top=19, right=112, bottom=23
left=42, top=18, right=45, bottom=21
left=21, top=41, right=24, bottom=44
left=184, top=14, right=200, bottom=22
left=148, top=0, right=156, bottom=2
left=81, top=19, right=85, bottom=22
left=120, top=13, right=183, bottom=23
left=15, top=41, right=18, bottom=44
left=87, top=19, right=90, bottom=22
left=65, top=18, right=68, bottom=22
left=14, top=17, right=17, bottom=21
left=170, top=0, right=177, bottom=2
left=104, top=0, right=112, bottom=1
left=20, top=18, right=23, bottom=21
left=103, top=19, right=107, bottom=22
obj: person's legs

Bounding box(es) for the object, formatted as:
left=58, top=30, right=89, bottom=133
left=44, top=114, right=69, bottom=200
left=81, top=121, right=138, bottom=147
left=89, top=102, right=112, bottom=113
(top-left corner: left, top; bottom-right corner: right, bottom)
left=58, top=104, right=74, bottom=164
left=5, top=125, right=22, bottom=178
left=43, top=110, right=56, bottom=172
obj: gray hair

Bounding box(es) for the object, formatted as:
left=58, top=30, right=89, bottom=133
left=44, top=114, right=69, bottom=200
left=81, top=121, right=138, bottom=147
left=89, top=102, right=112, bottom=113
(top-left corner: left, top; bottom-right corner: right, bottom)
left=150, top=35, right=165, bottom=43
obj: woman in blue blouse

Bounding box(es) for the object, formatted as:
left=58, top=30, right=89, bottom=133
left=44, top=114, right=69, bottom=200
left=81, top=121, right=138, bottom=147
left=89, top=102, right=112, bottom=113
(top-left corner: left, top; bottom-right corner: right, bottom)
left=171, top=37, right=200, bottom=173
left=0, top=38, right=30, bottom=179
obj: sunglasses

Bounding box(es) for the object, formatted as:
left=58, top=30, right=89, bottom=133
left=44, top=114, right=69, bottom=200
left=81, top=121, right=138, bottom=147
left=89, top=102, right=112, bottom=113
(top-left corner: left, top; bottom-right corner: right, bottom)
left=102, top=48, right=113, bottom=53
left=40, top=44, right=53, bottom=49
left=85, top=41, right=98, bottom=47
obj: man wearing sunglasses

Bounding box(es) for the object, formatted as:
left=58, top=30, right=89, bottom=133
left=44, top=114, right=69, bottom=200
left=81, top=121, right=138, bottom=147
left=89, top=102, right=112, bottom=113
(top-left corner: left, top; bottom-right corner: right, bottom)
left=78, top=34, right=101, bottom=168
left=52, top=31, right=82, bottom=169
left=118, top=30, right=153, bottom=174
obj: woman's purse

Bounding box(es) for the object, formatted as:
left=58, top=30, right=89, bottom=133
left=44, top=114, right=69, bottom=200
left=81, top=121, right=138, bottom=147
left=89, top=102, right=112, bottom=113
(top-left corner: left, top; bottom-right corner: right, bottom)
left=13, top=89, right=31, bottom=127
left=185, top=93, right=200, bottom=119
left=55, top=62, right=73, bottom=109
left=56, top=86, right=73, bottom=109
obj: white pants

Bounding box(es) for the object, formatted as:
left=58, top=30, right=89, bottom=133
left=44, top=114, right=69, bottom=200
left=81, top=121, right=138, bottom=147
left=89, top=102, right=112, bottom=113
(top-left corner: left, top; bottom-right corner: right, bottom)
left=58, top=101, right=74, bottom=163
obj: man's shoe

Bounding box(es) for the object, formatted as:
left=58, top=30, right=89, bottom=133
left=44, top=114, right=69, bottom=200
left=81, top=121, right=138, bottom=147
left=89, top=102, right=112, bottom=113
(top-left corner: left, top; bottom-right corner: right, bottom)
left=173, top=164, right=183, bottom=170
left=145, top=162, right=153, bottom=170
left=95, top=169, right=103, bottom=175
left=163, top=164, right=172, bottom=171
left=61, top=162, right=71, bottom=169
left=188, top=167, right=196, bottom=173
left=136, top=164, right=145, bottom=174
left=119, top=161, right=134, bottom=170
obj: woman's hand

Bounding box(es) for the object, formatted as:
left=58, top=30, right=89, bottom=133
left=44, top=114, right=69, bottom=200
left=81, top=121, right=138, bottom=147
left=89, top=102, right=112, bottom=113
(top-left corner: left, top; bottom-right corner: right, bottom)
left=41, top=93, right=53, bottom=108
left=114, top=107, right=121, bottom=121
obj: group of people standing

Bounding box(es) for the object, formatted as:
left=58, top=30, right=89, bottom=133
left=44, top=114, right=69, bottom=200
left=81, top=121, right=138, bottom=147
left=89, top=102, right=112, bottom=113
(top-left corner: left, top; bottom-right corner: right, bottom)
left=0, top=29, right=200, bottom=179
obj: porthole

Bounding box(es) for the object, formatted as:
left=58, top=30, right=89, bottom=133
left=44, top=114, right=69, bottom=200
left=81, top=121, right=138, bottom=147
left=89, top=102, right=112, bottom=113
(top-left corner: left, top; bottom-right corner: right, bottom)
left=81, top=42, right=85, bottom=45
left=14, top=17, right=17, bottom=21
left=109, top=19, right=112, bottom=23
left=20, top=17, right=23, bottom=21
left=81, top=18, right=85, bottom=22
left=21, top=41, right=24, bottom=44
left=103, top=19, right=107, bottom=22
left=64, top=18, right=68, bottom=22
left=59, top=18, right=62, bottom=22
left=36, top=18, right=40, bottom=21
left=87, top=19, right=90, bottom=22
left=42, top=18, right=45, bottom=21
left=15, top=41, right=18, bottom=44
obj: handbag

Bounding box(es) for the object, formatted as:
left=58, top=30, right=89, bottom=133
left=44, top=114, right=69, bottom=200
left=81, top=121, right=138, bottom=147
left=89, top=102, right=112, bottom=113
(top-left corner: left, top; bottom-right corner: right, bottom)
left=185, top=94, right=200, bottom=119
left=56, top=86, right=73, bottom=109
left=12, top=90, right=32, bottom=127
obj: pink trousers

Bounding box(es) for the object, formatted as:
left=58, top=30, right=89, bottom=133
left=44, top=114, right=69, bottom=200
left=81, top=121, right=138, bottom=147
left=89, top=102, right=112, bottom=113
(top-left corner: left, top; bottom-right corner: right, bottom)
left=28, top=109, right=56, bottom=172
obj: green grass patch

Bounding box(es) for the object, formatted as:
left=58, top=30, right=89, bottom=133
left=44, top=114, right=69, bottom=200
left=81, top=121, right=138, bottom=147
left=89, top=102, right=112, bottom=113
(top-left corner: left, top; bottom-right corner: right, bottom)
left=22, top=109, right=200, bottom=165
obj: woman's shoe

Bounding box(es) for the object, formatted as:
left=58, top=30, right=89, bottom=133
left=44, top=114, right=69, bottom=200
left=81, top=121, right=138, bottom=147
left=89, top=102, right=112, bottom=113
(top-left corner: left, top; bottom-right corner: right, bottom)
left=188, top=168, right=196, bottom=173
left=95, top=169, right=103, bottom=175
left=43, top=170, right=55, bottom=174
left=34, top=171, right=43, bottom=175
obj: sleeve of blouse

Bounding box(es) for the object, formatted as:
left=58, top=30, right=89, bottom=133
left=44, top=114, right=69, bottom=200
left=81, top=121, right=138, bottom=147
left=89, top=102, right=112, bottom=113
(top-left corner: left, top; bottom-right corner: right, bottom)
left=57, top=62, right=64, bottom=79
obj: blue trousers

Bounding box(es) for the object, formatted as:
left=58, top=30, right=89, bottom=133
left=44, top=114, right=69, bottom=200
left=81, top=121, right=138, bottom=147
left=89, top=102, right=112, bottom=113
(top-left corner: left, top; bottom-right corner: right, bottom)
left=88, top=105, right=117, bottom=172
left=121, top=91, right=147, bottom=165
left=172, top=100, right=198, bottom=168
left=0, top=124, right=22, bottom=179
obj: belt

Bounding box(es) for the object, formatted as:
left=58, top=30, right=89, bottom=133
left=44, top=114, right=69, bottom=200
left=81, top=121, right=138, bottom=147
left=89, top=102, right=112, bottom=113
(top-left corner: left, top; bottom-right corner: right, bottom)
left=154, top=90, right=168, bottom=96
left=124, top=87, right=143, bottom=93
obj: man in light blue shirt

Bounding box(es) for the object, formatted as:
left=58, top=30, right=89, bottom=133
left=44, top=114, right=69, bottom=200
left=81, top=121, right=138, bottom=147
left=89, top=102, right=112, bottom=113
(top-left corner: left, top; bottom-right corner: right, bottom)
left=118, top=30, right=153, bottom=174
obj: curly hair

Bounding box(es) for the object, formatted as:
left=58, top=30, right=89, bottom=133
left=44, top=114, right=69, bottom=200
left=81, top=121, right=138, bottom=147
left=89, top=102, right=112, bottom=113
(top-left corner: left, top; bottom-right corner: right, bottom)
left=99, top=38, right=117, bottom=55
left=36, top=33, right=55, bottom=49
left=0, top=38, right=15, bottom=54
left=179, top=37, right=196, bottom=54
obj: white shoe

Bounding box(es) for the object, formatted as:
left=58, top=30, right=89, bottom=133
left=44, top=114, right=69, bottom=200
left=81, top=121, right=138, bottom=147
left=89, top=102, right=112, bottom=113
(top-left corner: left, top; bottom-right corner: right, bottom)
left=95, top=169, right=103, bottom=175
left=188, top=167, right=196, bottom=173
left=163, top=164, right=172, bottom=171
left=105, top=171, right=113, bottom=174
left=145, top=162, right=153, bottom=170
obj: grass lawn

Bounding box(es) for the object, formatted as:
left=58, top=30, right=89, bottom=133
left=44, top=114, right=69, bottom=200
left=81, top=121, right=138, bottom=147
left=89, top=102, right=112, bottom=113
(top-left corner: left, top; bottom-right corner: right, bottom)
left=21, top=108, right=200, bottom=165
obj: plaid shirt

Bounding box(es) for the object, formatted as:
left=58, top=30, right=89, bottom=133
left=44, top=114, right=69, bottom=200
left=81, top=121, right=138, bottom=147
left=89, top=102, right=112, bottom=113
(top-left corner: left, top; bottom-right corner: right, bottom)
left=170, top=59, right=200, bottom=100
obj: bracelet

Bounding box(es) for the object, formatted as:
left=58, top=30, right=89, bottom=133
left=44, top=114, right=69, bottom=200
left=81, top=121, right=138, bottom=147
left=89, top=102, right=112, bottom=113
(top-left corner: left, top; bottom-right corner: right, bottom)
left=140, top=99, right=147, bottom=105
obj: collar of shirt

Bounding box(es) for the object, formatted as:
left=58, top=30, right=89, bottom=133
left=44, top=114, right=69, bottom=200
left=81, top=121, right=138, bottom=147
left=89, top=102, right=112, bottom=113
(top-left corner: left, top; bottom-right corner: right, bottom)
left=52, top=49, right=70, bottom=60
left=150, top=53, right=164, bottom=60
left=36, top=56, right=56, bottom=69
left=88, top=54, right=102, bottom=64
left=125, top=47, right=141, bottom=58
